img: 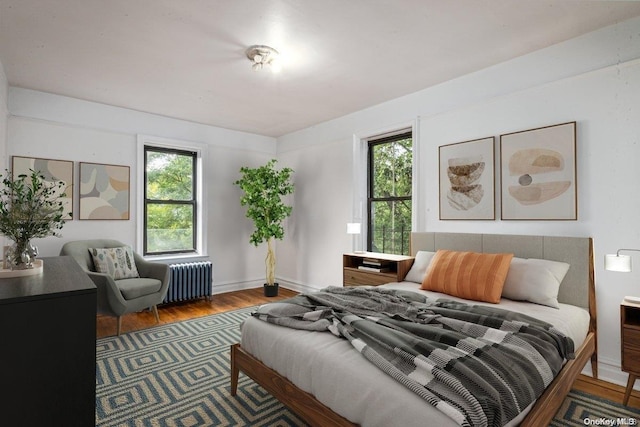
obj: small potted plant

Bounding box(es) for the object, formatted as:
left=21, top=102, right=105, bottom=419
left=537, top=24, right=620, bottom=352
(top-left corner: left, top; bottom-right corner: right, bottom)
left=234, top=160, right=294, bottom=296
left=0, top=169, right=66, bottom=270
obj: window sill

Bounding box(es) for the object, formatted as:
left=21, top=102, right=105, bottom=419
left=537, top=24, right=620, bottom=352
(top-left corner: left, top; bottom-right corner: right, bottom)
left=143, top=253, right=210, bottom=264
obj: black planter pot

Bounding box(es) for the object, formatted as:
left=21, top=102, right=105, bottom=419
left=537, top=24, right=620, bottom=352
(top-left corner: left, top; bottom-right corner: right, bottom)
left=263, top=283, right=279, bottom=297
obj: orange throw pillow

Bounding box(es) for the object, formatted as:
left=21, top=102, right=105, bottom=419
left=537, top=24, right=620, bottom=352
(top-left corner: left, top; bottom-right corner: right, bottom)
left=421, top=250, right=514, bottom=303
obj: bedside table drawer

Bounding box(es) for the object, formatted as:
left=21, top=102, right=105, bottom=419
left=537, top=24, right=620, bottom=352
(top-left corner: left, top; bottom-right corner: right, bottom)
left=622, top=346, right=640, bottom=373
left=623, top=327, right=640, bottom=350
left=344, top=269, right=394, bottom=286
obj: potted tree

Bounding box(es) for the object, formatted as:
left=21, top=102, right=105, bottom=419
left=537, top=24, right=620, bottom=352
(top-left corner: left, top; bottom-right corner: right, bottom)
left=0, top=169, right=66, bottom=270
left=234, top=159, right=294, bottom=297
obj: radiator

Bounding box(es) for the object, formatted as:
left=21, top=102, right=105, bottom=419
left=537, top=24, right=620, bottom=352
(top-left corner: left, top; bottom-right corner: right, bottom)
left=164, top=261, right=213, bottom=303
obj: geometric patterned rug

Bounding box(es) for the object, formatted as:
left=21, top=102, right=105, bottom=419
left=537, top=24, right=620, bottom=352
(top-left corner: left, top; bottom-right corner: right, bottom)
left=96, top=306, right=304, bottom=426
left=96, top=306, right=640, bottom=426
left=550, top=389, right=640, bottom=426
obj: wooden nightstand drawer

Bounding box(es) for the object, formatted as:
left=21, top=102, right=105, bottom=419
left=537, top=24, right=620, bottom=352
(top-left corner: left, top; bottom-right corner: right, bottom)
left=622, top=345, right=640, bottom=374
left=623, top=327, right=640, bottom=350
left=620, top=300, right=640, bottom=404
left=344, top=268, right=394, bottom=286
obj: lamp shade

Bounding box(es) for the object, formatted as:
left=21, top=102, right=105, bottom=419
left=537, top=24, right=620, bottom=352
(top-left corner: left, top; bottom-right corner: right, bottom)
left=347, top=223, right=361, bottom=235
left=604, top=254, right=632, bottom=272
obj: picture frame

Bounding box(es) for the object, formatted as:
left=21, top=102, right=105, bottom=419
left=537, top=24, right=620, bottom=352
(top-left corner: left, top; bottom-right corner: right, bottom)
left=11, top=156, right=74, bottom=220
left=79, top=162, right=130, bottom=220
left=439, top=136, right=495, bottom=220
left=500, top=121, right=577, bottom=220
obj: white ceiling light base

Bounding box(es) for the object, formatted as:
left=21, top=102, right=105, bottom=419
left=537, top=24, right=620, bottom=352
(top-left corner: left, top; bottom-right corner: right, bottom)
left=245, top=45, right=280, bottom=72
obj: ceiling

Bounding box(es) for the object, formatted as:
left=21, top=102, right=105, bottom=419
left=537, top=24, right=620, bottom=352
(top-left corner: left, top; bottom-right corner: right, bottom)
left=2, top=1, right=640, bottom=137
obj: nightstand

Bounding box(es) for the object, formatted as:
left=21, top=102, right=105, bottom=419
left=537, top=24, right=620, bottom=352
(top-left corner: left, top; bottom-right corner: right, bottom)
left=343, top=252, right=414, bottom=287
left=621, top=299, right=640, bottom=405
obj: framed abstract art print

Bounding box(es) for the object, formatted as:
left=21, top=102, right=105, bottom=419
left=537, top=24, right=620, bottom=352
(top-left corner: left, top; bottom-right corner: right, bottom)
left=500, top=122, right=577, bottom=220
left=12, top=156, right=74, bottom=220
left=79, top=162, right=130, bottom=220
left=439, top=137, right=495, bottom=220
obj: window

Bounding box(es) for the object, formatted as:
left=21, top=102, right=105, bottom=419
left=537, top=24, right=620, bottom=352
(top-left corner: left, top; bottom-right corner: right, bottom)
left=143, top=146, right=197, bottom=255
left=367, top=131, right=412, bottom=255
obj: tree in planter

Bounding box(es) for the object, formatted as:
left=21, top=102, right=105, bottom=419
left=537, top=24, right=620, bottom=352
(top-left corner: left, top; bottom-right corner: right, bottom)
left=0, top=169, right=66, bottom=269
left=234, top=160, right=294, bottom=292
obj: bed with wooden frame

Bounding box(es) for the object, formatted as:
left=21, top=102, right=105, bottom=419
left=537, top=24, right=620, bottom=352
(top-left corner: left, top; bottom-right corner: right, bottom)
left=230, top=232, right=598, bottom=426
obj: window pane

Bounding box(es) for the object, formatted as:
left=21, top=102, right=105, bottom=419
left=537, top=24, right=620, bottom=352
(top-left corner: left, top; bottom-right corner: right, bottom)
left=146, top=151, right=193, bottom=201
left=370, top=199, right=411, bottom=255
left=146, top=204, right=194, bottom=253
left=371, top=137, right=412, bottom=198
left=368, top=132, right=412, bottom=255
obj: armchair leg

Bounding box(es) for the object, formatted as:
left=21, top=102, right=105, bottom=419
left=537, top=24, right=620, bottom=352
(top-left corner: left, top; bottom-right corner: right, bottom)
left=152, top=305, right=160, bottom=324
left=117, top=316, right=122, bottom=336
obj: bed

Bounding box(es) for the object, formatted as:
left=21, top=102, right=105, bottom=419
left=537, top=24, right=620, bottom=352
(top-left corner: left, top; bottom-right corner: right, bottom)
left=230, top=232, right=598, bottom=426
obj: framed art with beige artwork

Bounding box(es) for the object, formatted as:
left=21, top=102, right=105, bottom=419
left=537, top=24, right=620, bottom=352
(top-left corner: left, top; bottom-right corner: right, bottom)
left=500, top=121, right=577, bottom=220
left=12, top=156, right=74, bottom=220
left=79, top=162, right=130, bottom=220
left=439, top=136, right=495, bottom=220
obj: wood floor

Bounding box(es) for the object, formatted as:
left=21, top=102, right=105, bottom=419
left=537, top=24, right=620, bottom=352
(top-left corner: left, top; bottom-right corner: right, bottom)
left=96, top=287, right=640, bottom=409
left=96, top=287, right=298, bottom=338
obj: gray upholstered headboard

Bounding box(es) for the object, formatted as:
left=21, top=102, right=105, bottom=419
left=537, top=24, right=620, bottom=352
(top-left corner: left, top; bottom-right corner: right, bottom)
left=410, top=232, right=594, bottom=311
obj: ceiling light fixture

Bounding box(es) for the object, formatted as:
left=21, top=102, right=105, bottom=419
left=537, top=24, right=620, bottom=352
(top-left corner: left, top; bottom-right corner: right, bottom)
left=245, top=45, right=280, bottom=72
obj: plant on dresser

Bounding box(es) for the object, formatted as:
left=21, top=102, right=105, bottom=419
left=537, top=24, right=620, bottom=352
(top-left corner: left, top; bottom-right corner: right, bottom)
left=0, top=169, right=66, bottom=270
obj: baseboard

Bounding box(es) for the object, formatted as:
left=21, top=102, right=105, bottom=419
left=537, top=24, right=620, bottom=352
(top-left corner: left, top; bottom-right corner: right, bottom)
left=586, top=357, right=640, bottom=390
left=211, top=280, right=264, bottom=295
left=211, top=277, right=317, bottom=295
left=271, top=278, right=317, bottom=294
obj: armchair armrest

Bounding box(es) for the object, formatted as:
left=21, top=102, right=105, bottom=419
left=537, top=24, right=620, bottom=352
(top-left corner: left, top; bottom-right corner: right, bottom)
left=87, top=271, right=128, bottom=316
left=134, top=257, right=171, bottom=295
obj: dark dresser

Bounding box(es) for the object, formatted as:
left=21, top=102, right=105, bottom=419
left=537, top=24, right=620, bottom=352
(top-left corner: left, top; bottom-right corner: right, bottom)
left=0, top=256, right=96, bottom=426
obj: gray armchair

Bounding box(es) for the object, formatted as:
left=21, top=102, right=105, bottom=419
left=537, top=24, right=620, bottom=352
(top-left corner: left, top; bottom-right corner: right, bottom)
left=60, top=239, right=170, bottom=335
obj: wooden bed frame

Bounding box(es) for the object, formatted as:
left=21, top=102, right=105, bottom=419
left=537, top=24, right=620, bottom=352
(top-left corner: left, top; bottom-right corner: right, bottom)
left=230, top=232, right=598, bottom=426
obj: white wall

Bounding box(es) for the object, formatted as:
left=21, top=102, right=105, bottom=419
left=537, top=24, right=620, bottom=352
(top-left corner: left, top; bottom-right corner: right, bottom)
left=276, top=16, right=640, bottom=387
left=0, top=60, right=7, bottom=174
left=6, top=88, right=277, bottom=290
left=277, top=137, right=353, bottom=290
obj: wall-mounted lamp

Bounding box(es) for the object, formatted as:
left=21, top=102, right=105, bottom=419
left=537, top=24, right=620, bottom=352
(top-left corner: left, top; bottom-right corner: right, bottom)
left=605, top=248, right=640, bottom=304
left=347, top=223, right=365, bottom=254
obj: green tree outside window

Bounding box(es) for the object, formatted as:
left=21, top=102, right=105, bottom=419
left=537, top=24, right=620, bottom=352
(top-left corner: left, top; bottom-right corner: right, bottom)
left=368, top=133, right=412, bottom=255
left=144, top=148, right=197, bottom=254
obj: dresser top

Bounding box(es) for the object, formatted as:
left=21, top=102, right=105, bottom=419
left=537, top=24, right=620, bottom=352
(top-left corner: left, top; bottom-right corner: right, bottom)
left=0, top=256, right=96, bottom=304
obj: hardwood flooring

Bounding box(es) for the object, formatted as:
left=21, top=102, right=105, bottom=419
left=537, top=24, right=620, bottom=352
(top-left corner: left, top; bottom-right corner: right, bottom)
left=96, top=287, right=640, bottom=409
left=96, top=287, right=297, bottom=338
left=574, top=374, right=640, bottom=408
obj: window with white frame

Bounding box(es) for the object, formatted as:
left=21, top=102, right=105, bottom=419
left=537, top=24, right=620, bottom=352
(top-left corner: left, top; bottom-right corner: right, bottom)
left=137, top=136, right=206, bottom=257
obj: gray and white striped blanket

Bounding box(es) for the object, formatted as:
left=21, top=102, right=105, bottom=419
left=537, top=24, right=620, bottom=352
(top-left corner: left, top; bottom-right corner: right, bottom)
left=252, top=286, right=574, bottom=427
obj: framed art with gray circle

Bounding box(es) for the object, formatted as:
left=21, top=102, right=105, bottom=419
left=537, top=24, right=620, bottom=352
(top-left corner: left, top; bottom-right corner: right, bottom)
left=500, top=122, right=577, bottom=220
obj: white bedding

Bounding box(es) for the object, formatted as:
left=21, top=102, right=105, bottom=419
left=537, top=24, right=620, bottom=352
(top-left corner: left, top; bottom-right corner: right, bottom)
left=240, top=282, right=590, bottom=427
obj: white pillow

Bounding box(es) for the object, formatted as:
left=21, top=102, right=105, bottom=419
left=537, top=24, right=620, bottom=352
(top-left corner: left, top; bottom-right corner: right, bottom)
left=502, top=257, right=570, bottom=309
left=90, top=246, right=140, bottom=280
left=404, top=251, right=436, bottom=283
